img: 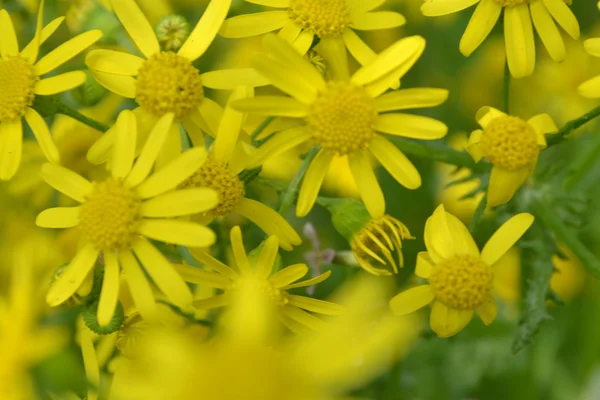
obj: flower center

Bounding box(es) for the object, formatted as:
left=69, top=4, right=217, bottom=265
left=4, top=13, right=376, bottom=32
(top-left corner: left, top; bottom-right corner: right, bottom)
left=288, top=0, right=351, bottom=38
left=429, top=255, right=494, bottom=310
left=479, top=115, right=538, bottom=171
left=135, top=51, right=204, bottom=120
left=179, top=157, right=245, bottom=217
left=79, top=178, right=142, bottom=252
left=0, top=57, right=38, bottom=122
left=493, top=0, right=528, bottom=6
left=307, top=82, right=377, bottom=156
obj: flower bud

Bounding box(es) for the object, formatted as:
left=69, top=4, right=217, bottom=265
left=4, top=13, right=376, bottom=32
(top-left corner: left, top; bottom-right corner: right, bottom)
left=156, top=15, right=191, bottom=52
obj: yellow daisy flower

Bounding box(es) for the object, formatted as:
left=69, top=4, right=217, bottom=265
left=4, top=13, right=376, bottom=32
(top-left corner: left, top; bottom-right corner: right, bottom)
left=389, top=204, right=534, bottom=338
left=85, top=0, right=249, bottom=166
left=578, top=37, right=600, bottom=98
left=0, top=0, right=102, bottom=180
left=182, top=226, right=344, bottom=333
left=234, top=34, right=448, bottom=218
left=180, top=87, right=302, bottom=250
left=35, top=110, right=219, bottom=326
left=421, top=0, right=580, bottom=78
left=220, top=0, right=405, bottom=66
left=466, top=106, right=557, bottom=207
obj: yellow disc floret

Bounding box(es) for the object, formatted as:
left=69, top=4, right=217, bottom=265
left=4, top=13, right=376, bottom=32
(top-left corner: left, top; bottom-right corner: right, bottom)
left=479, top=116, right=538, bottom=171
left=429, top=255, right=494, bottom=310
left=231, top=277, right=289, bottom=307
left=180, top=157, right=245, bottom=217
left=493, top=0, right=528, bottom=6
left=0, top=57, right=38, bottom=122
left=307, top=82, right=377, bottom=156
left=288, top=0, right=351, bottom=38
left=79, top=178, right=142, bottom=252
left=136, top=51, right=204, bottom=120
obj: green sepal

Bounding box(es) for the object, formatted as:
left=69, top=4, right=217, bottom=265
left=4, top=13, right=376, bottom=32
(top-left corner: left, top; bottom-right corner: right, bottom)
left=83, top=301, right=125, bottom=335
left=319, top=197, right=371, bottom=242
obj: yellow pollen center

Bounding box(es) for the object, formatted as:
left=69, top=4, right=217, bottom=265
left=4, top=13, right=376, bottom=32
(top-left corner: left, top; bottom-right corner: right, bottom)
left=307, top=82, right=377, bottom=156
left=479, top=115, right=538, bottom=171
left=135, top=51, right=204, bottom=120
left=229, top=278, right=289, bottom=307
left=288, top=0, right=351, bottom=38
left=493, top=0, right=528, bottom=6
left=0, top=57, right=38, bottom=122
left=429, top=255, right=494, bottom=310
left=79, top=178, right=142, bottom=252
left=179, top=157, right=245, bottom=217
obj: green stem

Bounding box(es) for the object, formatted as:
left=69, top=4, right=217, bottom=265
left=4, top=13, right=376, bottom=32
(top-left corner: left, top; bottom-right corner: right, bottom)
left=531, top=195, right=600, bottom=279
left=278, top=147, right=319, bottom=216
left=250, top=116, right=275, bottom=141
left=503, top=59, right=511, bottom=114
left=546, top=105, right=600, bottom=147
left=33, top=96, right=110, bottom=133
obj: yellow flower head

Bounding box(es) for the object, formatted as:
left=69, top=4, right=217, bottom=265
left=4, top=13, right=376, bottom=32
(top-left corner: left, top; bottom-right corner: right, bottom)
left=0, top=0, right=102, bottom=180
left=421, top=0, right=580, bottom=78
left=179, top=87, right=302, bottom=250
left=36, top=110, right=220, bottom=326
left=390, top=204, right=534, bottom=338
left=466, top=106, right=557, bottom=206
left=234, top=34, right=448, bottom=218
left=183, top=226, right=344, bottom=334
left=220, top=0, right=406, bottom=68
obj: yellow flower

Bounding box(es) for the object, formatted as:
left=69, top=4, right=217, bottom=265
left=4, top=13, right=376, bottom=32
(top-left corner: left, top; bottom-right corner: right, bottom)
left=0, top=0, right=102, bottom=180
left=578, top=37, right=600, bottom=98
left=179, top=87, right=301, bottom=250
left=36, top=111, right=219, bottom=326
left=390, top=204, right=534, bottom=338
left=220, top=0, right=405, bottom=66
left=85, top=0, right=247, bottom=167
left=421, top=0, right=580, bottom=78
left=467, top=106, right=557, bottom=207
left=183, top=226, right=344, bottom=333
left=235, top=34, right=448, bottom=218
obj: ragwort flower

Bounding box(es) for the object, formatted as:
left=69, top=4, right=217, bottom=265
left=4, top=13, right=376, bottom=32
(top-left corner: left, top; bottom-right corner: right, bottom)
left=234, top=34, right=448, bottom=218
left=0, top=0, right=102, bottom=180
left=421, top=0, right=580, bottom=78
left=390, top=205, right=534, bottom=338
left=220, top=0, right=405, bottom=66
left=182, top=226, right=344, bottom=333
left=36, top=111, right=219, bottom=326
left=466, top=106, right=557, bottom=206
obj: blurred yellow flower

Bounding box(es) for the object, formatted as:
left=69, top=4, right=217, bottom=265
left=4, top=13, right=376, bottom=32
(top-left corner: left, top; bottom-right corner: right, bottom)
left=390, top=204, right=534, bottom=337
left=579, top=37, right=600, bottom=98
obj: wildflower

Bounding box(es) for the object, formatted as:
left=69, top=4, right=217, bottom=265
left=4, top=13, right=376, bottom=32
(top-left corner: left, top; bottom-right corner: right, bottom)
left=466, top=106, right=557, bottom=206
left=179, top=87, right=302, bottom=250
left=0, top=1, right=102, bottom=180
left=36, top=111, right=219, bottom=325
left=183, top=226, right=344, bottom=333
left=220, top=0, right=405, bottom=66
left=234, top=34, right=448, bottom=218
left=389, top=205, right=534, bottom=338
left=578, top=37, right=600, bottom=98
left=85, top=0, right=248, bottom=166
left=421, top=0, right=580, bottom=78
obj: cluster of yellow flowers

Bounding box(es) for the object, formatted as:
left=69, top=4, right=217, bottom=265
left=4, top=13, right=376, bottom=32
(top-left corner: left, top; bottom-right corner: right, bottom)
left=0, top=0, right=597, bottom=398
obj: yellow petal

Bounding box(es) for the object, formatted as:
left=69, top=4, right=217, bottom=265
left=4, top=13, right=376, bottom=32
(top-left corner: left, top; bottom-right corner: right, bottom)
left=214, top=87, right=252, bottom=163
left=446, top=212, right=480, bottom=256
left=24, top=108, right=60, bottom=164
left=421, top=0, right=479, bottom=16
left=35, top=30, right=103, bottom=75
left=97, top=252, right=120, bottom=327
left=349, top=150, right=385, bottom=218
left=424, top=204, right=456, bottom=261
left=112, top=110, right=137, bottom=179
left=140, top=188, right=218, bottom=218
left=389, top=285, right=435, bottom=315
left=578, top=75, right=600, bottom=98
left=542, top=0, right=579, bottom=39
left=196, top=98, right=224, bottom=135
left=346, top=0, right=385, bottom=13
left=244, top=126, right=312, bottom=169
left=317, top=37, right=351, bottom=81
left=288, top=295, right=345, bottom=315
left=139, top=219, right=216, bottom=247
left=467, top=129, right=485, bottom=162
left=376, top=113, right=448, bottom=139
left=40, top=163, right=92, bottom=202
left=296, top=150, right=334, bottom=217
left=132, top=238, right=193, bottom=308
left=530, top=0, right=566, bottom=62
left=46, top=243, right=99, bottom=307
left=269, top=263, right=309, bottom=288
left=351, top=11, right=406, bottom=30
left=476, top=106, right=505, bottom=128
left=282, top=305, right=325, bottom=332
left=232, top=96, right=308, bottom=118
left=343, top=28, right=377, bottom=66
left=477, top=296, right=498, bottom=325
left=89, top=69, right=136, bottom=98
left=246, top=0, right=288, bottom=7
left=86, top=49, right=144, bottom=76
left=155, top=122, right=182, bottom=169
left=253, top=56, right=319, bottom=105
left=459, top=0, right=501, bottom=57
left=369, top=135, right=421, bottom=189
left=584, top=38, right=600, bottom=57
left=487, top=166, right=529, bottom=207
left=481, top=213, right=534, bottom=266
left=235, top=198, right=302, bottom=251
left=219, top=11, right=288, bottom=38
left=79, top=318, right=100, bottom=400
left=527, top=113, right=557, bottom=137
left=110, top=0, right=159, bottom=58
left=278, top=21, right=302, bottom=43
left=375, top=88, right=449, bottom=112
left=430, top=301, right=472, bottom=338
left=188, top=248, right=238, bottom=279
left=415, top=252, right=434, bottom=278
left=135, top=146, right=207, bottom=198
left=119, top=249, right=157, bottom=320
left=255, top=235, right=280, bottom=278
left=201, top=68, right=270, bottom=89
left=20, top=7, right=57, bottom=63
left=504, top=5, right=535, bottom=79
left=230, top=225, right=252, bottom=275
left=281, top=270, right=331, bottom=290
left=0, top=10, right=19, bottom=58
left=34, top=71, right=87, bottom=95
left=36, top=207, right=80, bottom=228
left=193, top=294, right=230, bottom=310
left=178, top=0, right=232, bottom=61
left=0, top=119, right=22, bottom=181
left=173, top=264, right=230, bottom=288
